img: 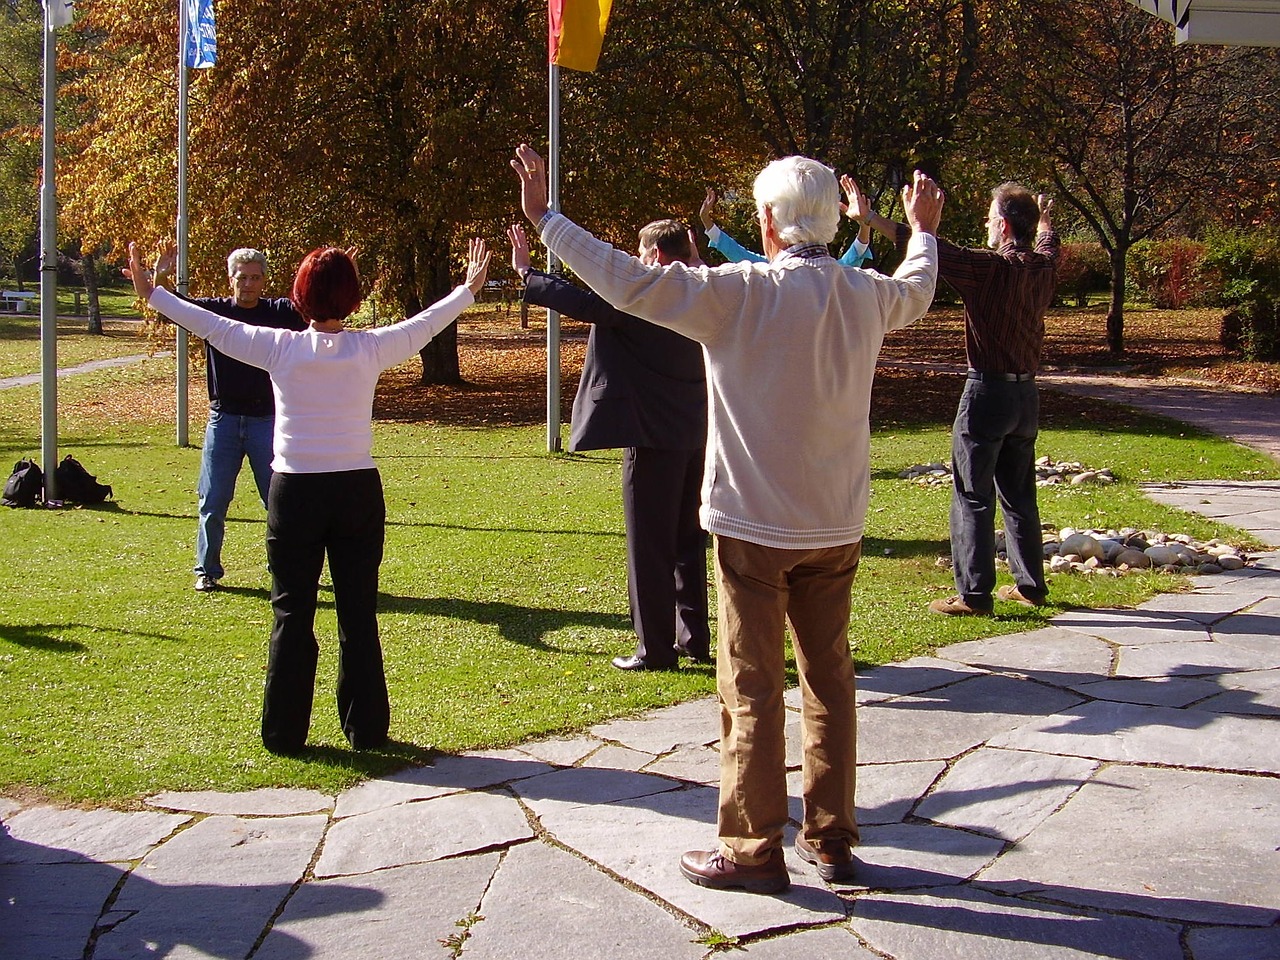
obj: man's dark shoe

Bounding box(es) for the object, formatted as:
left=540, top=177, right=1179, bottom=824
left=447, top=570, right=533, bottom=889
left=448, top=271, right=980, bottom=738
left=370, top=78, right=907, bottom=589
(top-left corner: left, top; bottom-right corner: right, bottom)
left=997, top=584, right=1045, bottom=607
left=678, top=647, right=713, bottom=665
left=795, top=835, right=857, bottom=883
left=928, top=594, right=992, bottom=616
left=611, top=655, right=675, bottom=671
left=679, top=848, right=790, bottom=894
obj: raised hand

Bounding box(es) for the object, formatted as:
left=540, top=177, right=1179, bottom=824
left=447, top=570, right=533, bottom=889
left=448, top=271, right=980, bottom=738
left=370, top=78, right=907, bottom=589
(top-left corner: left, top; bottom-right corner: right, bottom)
left=840, top=174, right=870, bottom=224
left=902, top=170, right=945, bottom=237
left=510, top=144, right=550, bottom=226
left=699, top=188, right=717, bottom=231
left=464, top=237, right=492, bottom=296
left=123, top=242, right=155, bottom=300
left=1037, top=195, right=1054, bottom=230
left=507, top=223, right=531, bottom=275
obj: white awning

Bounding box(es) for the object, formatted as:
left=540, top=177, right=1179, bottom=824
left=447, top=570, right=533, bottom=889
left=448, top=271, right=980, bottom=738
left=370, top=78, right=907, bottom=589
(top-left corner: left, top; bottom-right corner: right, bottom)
left=1129, top=0, right=1280, bottom=45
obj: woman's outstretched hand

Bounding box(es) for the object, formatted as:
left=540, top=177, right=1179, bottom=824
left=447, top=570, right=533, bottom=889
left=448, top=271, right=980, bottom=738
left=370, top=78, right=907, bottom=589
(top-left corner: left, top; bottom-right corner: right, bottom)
left=464, top=238, right=492, bottom=296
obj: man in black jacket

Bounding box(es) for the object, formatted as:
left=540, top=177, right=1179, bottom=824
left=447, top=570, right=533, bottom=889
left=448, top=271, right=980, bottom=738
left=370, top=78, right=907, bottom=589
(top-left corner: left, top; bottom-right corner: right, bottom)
left=157, top=248, right=306, bottom=592
left=508, top=221, right=710, bottom=670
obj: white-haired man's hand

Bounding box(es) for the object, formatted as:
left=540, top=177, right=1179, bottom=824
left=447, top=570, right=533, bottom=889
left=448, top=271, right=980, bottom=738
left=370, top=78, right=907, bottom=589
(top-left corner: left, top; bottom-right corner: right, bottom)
left=903, top=170, right=944, bottom=236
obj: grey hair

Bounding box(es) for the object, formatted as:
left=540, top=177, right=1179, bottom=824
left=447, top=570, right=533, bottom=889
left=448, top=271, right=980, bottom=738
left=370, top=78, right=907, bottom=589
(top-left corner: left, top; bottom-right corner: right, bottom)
left=226, top=248, right=267, bottom=276
left=753, top=156, right=840, bottom=248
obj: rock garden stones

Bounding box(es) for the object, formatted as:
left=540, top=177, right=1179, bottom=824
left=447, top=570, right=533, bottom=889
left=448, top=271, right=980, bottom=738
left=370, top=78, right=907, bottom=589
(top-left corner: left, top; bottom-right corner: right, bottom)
left=898, top=457, right=1116, bottom=488
left=1003, top=526, right=1253, bottom=576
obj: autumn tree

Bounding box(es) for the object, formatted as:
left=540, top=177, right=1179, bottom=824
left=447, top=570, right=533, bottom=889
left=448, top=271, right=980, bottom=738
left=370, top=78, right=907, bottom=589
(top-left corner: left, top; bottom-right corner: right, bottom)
left=62, top=0, right=545, bottom=382
left=997, top=0, right=1279, bottom=354
left=0, top=0, right=43, bottom=286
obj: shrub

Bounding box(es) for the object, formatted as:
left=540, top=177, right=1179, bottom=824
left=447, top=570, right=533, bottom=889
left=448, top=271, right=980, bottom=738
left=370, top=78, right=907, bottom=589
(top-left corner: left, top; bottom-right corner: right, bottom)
left=1202, top=231, right=1280, bottom=361
left=1127, top=238, right=1211, bottom=309
left=1056, top=242, right=1110, bottom=306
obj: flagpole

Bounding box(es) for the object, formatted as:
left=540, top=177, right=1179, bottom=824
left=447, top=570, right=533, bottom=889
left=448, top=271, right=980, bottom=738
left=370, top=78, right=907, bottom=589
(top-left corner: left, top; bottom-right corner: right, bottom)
left=39, top=0, right=59, bottom=499
left=174, top=0, right=190, bottom=447
left=546, top=60, right=562, bottom=453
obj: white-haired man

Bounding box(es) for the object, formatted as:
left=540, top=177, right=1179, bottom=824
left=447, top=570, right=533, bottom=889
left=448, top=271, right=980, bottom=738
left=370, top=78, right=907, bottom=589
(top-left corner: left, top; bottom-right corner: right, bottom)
left=512, top=145, right=943, bottom=892
left=158, top=248, right=305, bottom=591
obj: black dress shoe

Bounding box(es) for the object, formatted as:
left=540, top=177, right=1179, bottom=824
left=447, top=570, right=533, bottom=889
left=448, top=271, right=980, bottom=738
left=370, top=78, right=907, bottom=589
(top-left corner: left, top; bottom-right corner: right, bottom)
left=611, top=655, right=675, bottom=671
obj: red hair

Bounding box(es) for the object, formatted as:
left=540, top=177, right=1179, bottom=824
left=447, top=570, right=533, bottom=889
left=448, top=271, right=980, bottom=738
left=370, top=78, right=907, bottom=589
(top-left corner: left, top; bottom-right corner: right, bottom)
left=291, top=247, right=361, bottom=321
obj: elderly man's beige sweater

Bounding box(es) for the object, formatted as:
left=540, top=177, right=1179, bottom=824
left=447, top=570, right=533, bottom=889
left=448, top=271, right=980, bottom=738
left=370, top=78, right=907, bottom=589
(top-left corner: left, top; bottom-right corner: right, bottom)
left=541, top=213, right=937, bottom=550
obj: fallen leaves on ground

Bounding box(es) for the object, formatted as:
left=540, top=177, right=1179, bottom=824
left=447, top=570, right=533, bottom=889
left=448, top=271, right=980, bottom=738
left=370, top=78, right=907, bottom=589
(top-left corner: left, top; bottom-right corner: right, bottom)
left=63, top=304, right=1277, bottom=429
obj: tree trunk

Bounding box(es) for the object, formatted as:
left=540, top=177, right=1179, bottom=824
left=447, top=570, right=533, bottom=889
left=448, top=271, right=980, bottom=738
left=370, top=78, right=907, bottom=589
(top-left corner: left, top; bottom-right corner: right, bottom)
left=83, top=252, right=104, bottom=335
left=1106, top=249, right=1127, bottom=355
left=416, top=232, right=463, bottom=385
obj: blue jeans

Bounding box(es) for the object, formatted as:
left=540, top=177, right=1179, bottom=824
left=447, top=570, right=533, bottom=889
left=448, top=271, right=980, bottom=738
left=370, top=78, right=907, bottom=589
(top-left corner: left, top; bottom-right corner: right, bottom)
left=949, top=379, right=1047, bottom=607
left=195, top=411, right=275, bottom=579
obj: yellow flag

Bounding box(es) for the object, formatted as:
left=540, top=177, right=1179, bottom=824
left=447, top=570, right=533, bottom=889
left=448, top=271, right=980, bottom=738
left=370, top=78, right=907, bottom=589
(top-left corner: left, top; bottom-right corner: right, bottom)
left=549, top=0, right=613, bottom=73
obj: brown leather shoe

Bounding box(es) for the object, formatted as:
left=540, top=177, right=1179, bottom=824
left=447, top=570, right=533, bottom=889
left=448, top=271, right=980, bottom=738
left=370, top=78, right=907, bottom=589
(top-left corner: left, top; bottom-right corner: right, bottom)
left=997, top=584, right=1045, bottom=607
left=795, top=835, right=857, bottom=882
left=928, top=595, right=992, bottom=616
left=679, top=848, right=790, bottom=894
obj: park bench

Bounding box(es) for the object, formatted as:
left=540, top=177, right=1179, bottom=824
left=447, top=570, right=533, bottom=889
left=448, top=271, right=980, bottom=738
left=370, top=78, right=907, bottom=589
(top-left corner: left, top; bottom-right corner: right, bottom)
left=1, top=290, right=37, bottom=314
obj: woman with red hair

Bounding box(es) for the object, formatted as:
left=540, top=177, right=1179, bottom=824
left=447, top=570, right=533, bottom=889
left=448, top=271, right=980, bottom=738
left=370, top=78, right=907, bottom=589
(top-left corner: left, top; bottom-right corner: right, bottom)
left=128, top=239, right=491, bottom=755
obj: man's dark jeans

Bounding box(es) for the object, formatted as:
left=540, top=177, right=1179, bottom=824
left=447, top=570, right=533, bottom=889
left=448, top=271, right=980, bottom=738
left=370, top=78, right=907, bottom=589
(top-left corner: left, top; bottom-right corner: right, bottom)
left=949, top=379, right=1047, bottom=609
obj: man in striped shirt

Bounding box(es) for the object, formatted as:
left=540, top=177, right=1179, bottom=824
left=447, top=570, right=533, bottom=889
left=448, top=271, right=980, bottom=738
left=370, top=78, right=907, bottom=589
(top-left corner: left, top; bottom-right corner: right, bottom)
left=868, top=183, right=1059, bottom=615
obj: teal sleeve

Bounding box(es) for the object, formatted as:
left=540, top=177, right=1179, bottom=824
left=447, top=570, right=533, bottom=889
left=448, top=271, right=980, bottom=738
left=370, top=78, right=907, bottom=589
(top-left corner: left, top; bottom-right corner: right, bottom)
left=838, top=240, right=873, bottom=268
left=710, top=230, right=766, bottom=264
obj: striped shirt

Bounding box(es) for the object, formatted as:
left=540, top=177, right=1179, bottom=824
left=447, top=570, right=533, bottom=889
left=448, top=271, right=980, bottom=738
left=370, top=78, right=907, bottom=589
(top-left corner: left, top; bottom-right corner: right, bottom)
left=895, top=223, right=1059, bottom=374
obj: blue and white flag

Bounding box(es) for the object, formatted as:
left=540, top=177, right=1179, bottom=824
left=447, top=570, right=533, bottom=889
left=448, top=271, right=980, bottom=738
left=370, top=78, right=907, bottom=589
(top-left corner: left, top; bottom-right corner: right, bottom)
left=184, top=0, right=217, bottom=69
left=43, top=0, right=74, bottom=28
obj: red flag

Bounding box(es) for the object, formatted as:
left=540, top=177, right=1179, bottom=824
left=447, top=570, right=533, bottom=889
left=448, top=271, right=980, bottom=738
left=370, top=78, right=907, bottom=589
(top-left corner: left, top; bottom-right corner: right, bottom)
left=549, top=0, right=613, bottom=72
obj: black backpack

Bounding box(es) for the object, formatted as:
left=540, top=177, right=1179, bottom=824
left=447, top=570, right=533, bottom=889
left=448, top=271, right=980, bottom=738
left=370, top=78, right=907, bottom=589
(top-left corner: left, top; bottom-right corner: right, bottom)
left=54, top=455, right=113, bottom=505
left=2, top=458, right=44, bottom=508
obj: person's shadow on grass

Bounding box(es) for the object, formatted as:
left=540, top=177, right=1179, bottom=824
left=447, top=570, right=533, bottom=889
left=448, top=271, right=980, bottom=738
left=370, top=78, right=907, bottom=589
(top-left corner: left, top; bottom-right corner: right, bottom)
left=378, top=593, right=631, bottom=654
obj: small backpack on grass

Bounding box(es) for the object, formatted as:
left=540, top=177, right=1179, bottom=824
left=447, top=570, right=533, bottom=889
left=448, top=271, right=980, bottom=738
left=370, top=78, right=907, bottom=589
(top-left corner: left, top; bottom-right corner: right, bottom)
left=2, top=458, right=43, bottom=508
left=55, top=455, right=113, bottom=505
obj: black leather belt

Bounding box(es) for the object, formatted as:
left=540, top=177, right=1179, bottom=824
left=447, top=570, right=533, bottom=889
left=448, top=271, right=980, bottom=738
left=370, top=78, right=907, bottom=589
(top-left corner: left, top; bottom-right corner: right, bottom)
left=967, top=370, right=1034, bottom=383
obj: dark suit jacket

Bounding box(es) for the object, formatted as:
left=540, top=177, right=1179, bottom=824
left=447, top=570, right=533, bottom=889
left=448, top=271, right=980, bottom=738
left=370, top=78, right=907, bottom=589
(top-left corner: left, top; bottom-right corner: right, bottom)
left=523, top=270, right=707, bottom=453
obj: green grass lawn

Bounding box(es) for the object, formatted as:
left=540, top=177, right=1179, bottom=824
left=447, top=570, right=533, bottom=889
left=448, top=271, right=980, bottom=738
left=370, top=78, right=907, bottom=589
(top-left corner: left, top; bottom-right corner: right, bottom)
left=1, top=358, right=1277, bottom=805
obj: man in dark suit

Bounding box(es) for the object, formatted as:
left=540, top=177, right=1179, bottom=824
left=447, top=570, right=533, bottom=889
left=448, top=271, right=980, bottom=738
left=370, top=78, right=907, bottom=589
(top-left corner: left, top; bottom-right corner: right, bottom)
left=508, top=221, right=711, bottom=671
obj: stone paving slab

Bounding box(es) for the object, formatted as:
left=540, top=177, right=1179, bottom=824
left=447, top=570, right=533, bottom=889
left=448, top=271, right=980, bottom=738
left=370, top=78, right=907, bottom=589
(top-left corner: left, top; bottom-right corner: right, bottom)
left=583, top=743, right=655, bottom=770
left=512, top=734, right=599, bottom=766
left=589, top=699, right=719, bottom=755
left=1186, top=925, right=1280, bottom=960
left=936, top=628, right=1114, bottom=686
left=0, top=861, right=124, bottom=960
left=145, top=787, right=332, bottom=816
left=856, top=674, right=1083, bottom=764
left=255, top=854, right=499, bottom=959
left=977, top=765, right=1280, bottom=925
left=511, top=765, right=682, bottom=813
left=461, top=841, right=707, bottom=960
left=849, top=822, right=1006, bottom=890
left=788, top=760, right=947, bottom=827
left=1113, top=639, right=1280, bottom=678
left=533, top=785, right=847, bottom=938
left=851, top=885, right=1184, bottom=960
left=1051, top=608, right=1212, bottom=645
left=1134, top=589, right=1270, bottom=623
left=0, top=807, right=189, bottom=864
left=332, top=752, right=553, bottom=819
left=1066, top=674, right=1226, bottom=707
left=1197, top=666, right=1280, bottom=715
left=645, top=743, right=721, bottom=784
left=316, top=791, right=531, bottom=877
left=94, top=814, right=328, bottom=960
left=854, top=656, right=982, bottom=704
left=988, top=699, right=1279, bottom=773
left=735, top=924, right=882, bottom=958
left=914, top=748, right=1099, bottom=841
left=1211, top=596, right=1280, bottom=654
